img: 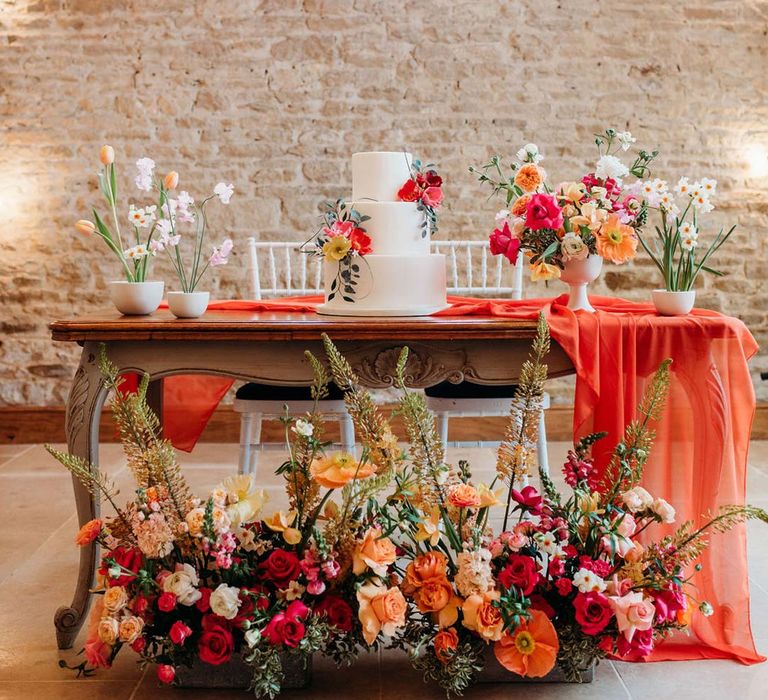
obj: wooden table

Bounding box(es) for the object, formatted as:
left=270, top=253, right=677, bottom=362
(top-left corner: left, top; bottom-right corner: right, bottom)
left=49, top=309, right=575, bottom=649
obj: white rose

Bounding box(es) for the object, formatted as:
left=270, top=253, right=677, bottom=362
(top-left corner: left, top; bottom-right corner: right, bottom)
left=651, top=498, right=676, bottom=523
left=210, top=583, right=242, bottom=620
left=621, top=486, right=653, bottom=513
left=560, top=232, right=589, bottom=261
left=595, top=154, right=629, bottom=181
left=163, top=563, right=202, bottom=606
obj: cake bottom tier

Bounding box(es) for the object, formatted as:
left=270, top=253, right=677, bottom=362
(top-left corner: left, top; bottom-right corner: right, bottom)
left=317, top=253, right=447, bottom=317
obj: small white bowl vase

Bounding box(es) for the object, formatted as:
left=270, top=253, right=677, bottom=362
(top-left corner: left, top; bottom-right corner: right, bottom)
left=559, top=255, right=603, bottom=312
left=167, top=291, right=210, bottom=318
left=652, top=289, right=696, bottom=316
left=108, top=280, right=164, bottom=315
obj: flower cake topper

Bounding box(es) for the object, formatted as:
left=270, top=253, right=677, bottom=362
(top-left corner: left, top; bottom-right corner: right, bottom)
left=396, top=154, right=444, bottom=237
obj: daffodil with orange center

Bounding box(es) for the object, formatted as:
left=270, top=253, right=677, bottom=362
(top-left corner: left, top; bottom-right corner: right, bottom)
left=309, top=451, right=375, bottom=489
left=494, top=609, right=559, bottom=678
left=596, top=214, right=638, bottom=264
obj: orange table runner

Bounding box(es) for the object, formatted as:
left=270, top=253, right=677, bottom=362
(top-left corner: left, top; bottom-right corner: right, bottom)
left=150, top=294, right=763, bottom=665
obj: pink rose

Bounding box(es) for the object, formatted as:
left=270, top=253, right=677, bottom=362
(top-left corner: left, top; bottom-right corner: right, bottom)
left=616, top=627, right=654, bottom=660
left=421, top=186, right=443, bottom=207
left=489, top=221, right=522, bottom=264
left=525, top=193, right=563, bottom=231
left=609, top=592, right=655, bottom=642
left=614, top=513, right=637, bottom=538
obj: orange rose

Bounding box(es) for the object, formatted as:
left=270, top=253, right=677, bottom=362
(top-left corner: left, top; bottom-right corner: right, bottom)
left=310, top=451, right=375, bottom=489
left=462, top=591, right=504, bottom=641
left=434, top=627, right=459, bottom=664
left=75, top=518, right=102, bottom=546
left=405, top=551, right=449, bottom=589
left=448, top=483, right=481, bottom=508
left=511, top=194, right=531, bottom=217
left=352, top=527, right=397, bottom=576
left=357, top=582, right=407, bottom=645
left=415, top=578, right=454, bottom=613
left=514, top=164, right=544, bottom=193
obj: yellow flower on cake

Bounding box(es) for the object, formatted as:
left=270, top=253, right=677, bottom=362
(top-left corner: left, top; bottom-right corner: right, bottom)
left=322, top=235, right=351, bottom=261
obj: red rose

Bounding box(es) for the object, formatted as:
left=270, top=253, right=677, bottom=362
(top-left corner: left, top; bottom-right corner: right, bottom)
left=169, top=621, right=193, bottom=645
left=574, top=592, right=612, bottom=635
left=489, top=221, right=521, bottom=264
left=157, top=592, right=177, bottom=612
left=314, top=595, right=353, bottom=633
left=397, top=178, right=421, bottom=203
left=554, top=578, right=573, bottom=597
left=130, top=636, right=146, bottom=653
left=198, top=616, right=234, bottom=665
left=348, top=228, right=372, bottom=256
left=157, top=664, right=175, bottom=685
left=421, top=186, right=443, bottom=207
left=99, top=546, right=142, bottom=586
left=525, top=193, right=563, bottom=231
left=548, top=557, right=565, bottom=578
left=424, top=170, right=443, bottom=188
left=285, top=600, right=309, bottom=620
left=263, top=612, right=306, bottom=648
left=262, top=549, right=301, bottom=588
left=196, top=587, right=212, bottom=613
left=498, top=554, right=539, bottom=595
left=133, top=594, right=151, bottom=616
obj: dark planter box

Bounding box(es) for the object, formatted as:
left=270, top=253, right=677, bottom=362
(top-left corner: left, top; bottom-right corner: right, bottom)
left=479, top=647, right=595, bottom=684
left=176, top=651, right=312, bottom=690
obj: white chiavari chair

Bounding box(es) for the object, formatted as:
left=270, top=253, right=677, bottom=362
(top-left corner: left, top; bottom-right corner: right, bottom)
left=233, top=238, right=355, bottom=476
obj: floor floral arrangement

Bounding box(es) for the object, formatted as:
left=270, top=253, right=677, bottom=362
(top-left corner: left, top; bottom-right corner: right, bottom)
left=49, top=322, right=766, bottom=697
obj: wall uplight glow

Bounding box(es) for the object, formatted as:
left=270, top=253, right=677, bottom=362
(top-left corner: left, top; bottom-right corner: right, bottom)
left=746, top=144, right=768, bottom=178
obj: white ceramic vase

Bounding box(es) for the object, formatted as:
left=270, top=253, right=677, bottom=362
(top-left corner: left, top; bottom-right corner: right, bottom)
left=652, top=289, right=696, bottom=316
left=560, top=255, right=603, bottom=312
left=108, top=280, right=164, bottom=315
left=167, top=291, right=210, bottom=318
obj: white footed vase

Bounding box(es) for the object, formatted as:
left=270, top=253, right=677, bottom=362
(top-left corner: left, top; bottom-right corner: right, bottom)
left=167, top=291, right=210, bottom=318
left=559, top=255, right=603, bottom=312
left=652, top=289, right=696, bottom=316
left=108, top=280, right=164, bottom=315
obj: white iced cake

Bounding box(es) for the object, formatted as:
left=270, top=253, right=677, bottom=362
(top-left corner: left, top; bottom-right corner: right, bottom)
left=316, top=151, right=447, bottom=316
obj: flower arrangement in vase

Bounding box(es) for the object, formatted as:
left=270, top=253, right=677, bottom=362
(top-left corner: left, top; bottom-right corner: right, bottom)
left=634, top=176, right=736, bottom=315
left=48, top=345, right=399, bottom=697
left=473, top=129, right=657, bottom=311
left=76, top=145, right=234, bottom=317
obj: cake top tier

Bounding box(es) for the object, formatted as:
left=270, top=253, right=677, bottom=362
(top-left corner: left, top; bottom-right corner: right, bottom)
left=352, top=151, right=412, bottom=202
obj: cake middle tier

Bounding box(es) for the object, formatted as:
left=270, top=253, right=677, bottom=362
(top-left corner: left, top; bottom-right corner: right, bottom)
left=353, top=201, right=429, bottom=256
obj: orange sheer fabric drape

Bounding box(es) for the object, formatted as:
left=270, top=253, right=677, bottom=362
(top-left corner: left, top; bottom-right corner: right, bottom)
left=146, top=294, right=762, bottom=663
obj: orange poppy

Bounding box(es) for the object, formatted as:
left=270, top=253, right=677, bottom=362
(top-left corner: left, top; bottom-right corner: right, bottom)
left=494, top=609, right=559, bottom=678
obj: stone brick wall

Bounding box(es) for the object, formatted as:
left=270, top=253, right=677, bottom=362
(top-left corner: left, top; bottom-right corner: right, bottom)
left=1, top=0, right=767, bottom=406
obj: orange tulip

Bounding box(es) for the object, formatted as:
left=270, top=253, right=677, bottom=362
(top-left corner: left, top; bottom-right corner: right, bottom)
left=164, top=171, right=179, bottom=189
left=75, top=219, right=96, bottom=235
left=99, top=145, right=114, bottom=165
left=494, top=609, right=559, bottom=678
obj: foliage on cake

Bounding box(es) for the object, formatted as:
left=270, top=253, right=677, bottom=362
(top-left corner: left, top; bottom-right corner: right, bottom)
left=49, top=331, right=767, bottom=697
left=305, top=199, right=372, bottom=303
left=396, top=156, right=444, bottom=237
left=473, top=129, right=657, bottom=281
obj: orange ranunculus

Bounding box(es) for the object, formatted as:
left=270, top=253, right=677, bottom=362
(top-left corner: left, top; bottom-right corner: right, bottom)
left=75, top=518, right=102, bottom=546
left=352, top=526, right=397, bottom=576
left=309, top=451, right=375, bottom=489
left=99, top=145, right=114, bottom=165
left=415, top=578, right=454, bottom=614
left=448, top=483, right=481, bottom=508
left=357, top=582, right=407, bottom=645
left=462, top=591, right=504, bottom=642
left=596, top=214, right=638, bottom=264
left=511, top=194, right=532, bottom=217
left=514, top=164, right=544, bottom=193
left=530, top=261, right=561, bottom=282
left=405, top=551, right=449, bottom=589
left=494, top=609, right=559, bottom=678
left=434, top=627, right=459, bottom=664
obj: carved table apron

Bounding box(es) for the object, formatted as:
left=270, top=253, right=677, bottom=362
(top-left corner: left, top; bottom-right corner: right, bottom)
left=50, top=310, right=574, bottom=649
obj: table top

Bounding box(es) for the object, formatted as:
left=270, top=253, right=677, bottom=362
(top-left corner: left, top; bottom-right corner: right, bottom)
left=50, top=309, right=541, bottom=342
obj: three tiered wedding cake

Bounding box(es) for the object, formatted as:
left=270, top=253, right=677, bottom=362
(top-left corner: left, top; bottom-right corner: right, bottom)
left=315, top=152, right=447, bottom=316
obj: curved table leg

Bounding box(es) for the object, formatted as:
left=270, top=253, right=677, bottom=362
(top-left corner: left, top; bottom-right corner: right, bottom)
left=55, top=342, right=109, bottom=649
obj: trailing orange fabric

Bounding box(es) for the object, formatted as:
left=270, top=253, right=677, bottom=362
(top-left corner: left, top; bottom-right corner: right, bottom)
left=149, top=294, right=762, bottom=664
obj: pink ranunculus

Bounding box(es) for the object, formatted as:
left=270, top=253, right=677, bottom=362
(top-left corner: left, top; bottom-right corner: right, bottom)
left=421, top=186, right=443, bottom=207
left=525, top=193, right=563, bottom=231
left=489, top=221, right=522, bottom=264
left=609, top=592, right=655, bottom=642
